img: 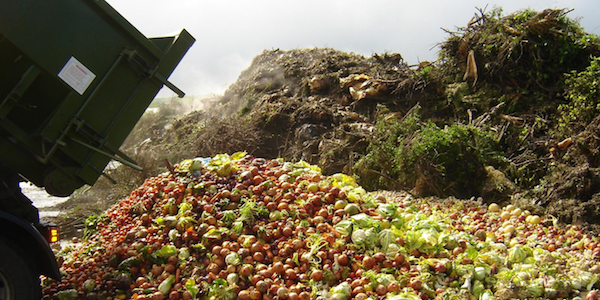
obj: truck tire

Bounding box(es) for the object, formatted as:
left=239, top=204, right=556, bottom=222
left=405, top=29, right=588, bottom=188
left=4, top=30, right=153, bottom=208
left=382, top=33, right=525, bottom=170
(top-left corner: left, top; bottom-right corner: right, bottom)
left=0, top=239, right=41, bottom=300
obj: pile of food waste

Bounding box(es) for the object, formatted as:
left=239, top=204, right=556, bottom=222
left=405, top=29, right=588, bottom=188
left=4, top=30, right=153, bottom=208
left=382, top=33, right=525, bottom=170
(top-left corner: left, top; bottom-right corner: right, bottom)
left=43, top=153, right=600, bottom=300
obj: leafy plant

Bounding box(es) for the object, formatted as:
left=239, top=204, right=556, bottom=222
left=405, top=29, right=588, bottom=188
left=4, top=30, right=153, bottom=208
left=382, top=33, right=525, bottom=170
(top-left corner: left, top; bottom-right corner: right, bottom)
left=355, top=105, right=502, bottom=198
left=439, top=7, right=600, bottom=113
left=556, top=56, right=600, bottom=137
left=83, top=213, right=109, bottom=240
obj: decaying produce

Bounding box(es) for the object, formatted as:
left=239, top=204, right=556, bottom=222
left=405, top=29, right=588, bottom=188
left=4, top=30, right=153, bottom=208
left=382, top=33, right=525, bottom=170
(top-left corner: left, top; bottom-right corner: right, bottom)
left=44, top=154, right=600, bottom=300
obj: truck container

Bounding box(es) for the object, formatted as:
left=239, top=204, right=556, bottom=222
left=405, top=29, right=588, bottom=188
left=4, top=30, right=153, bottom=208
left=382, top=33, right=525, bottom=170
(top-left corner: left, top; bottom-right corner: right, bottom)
left=0, top=0, right=195, bottom=298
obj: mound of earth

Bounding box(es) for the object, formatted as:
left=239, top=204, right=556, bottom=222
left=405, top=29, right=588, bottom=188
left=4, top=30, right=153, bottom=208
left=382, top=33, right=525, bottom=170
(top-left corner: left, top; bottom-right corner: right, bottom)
left=56, top=7, right=600, bottom=235
left=150, top=47, right=427, bottom=175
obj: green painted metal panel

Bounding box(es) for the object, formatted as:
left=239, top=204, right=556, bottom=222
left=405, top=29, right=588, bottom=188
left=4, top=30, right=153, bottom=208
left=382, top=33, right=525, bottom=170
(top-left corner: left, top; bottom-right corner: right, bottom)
left=0, top=0, right=195, bottom=196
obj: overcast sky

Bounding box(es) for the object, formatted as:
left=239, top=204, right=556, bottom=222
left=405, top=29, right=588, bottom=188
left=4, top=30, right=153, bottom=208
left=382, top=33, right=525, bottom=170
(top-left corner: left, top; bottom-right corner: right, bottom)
left=104, top=0, right=600, bottom=99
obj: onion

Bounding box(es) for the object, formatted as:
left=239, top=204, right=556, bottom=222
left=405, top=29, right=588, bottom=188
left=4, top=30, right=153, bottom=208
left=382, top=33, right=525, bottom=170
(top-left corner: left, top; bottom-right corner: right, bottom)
left=488, top=203, right=500, bottom=213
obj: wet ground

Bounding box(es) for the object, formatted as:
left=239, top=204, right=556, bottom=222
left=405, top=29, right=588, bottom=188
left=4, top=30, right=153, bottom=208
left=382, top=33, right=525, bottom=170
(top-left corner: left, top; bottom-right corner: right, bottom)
left=21, top=182, right=90, bottom=240
left=21, top=182, right=69, bottom=219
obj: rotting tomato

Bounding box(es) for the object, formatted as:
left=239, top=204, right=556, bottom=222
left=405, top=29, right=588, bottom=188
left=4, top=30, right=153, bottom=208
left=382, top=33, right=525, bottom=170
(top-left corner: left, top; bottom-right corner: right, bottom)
left=42, top=154, right=600, bottom=300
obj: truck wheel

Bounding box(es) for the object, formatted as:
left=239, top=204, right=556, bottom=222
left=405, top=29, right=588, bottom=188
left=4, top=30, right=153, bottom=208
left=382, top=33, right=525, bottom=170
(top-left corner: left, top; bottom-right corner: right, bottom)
left=0, top=239, right=41, bottom=300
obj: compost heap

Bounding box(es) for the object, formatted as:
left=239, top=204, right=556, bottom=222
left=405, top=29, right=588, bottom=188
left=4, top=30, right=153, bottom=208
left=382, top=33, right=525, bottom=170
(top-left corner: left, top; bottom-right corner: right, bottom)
left=102, top=7, right=600, bottom=236
left=44, top=153, right=600, bottom=300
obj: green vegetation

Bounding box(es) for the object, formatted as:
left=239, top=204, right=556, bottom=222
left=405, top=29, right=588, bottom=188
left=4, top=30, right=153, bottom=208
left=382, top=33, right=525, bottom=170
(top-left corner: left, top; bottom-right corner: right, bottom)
left=439, top=7, right=599, bottom=114
left=355, top=105, right=501, bottom=198
left=82, top=213, right=109, bottom=240
left=557, top=56, right=600, bottom=137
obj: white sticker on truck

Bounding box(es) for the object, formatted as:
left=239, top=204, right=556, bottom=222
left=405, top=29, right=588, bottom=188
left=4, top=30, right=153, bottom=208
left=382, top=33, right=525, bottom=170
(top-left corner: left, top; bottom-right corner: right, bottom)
left=58, top=56, right=96, bottom=95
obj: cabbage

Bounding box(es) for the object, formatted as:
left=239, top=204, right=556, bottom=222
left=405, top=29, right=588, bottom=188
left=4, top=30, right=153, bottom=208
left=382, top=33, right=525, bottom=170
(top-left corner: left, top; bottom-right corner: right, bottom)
left=363, top=270, right=396, bottom=287
left=474, top=266, right=487, bottom=281
left=226, top=273, right=239, bottom=286
left=185, top=278, right=200, bottom=299
left=334, top=219, right=353, bottom=236
left=477, top=252, right=503, bottom=266
left=404, top=228, right=439, bottom=252
left=385, top=293, right=421, bottom=300
left=225, top=252, right=241, bottom=266
left=158, top=275, right=175, bottom=295
left=508, top=245, right=533, bottom=264
left=385, top=243, right=400, bottom=259
left=175, top=159, right=194, bottom=173
left=346, top=191, right=361, bottom=203
left=190, top=158, right=206, bottom=171
left=154, top=245, right=178, bottom=258
left=527, top=278, right=545, bottom=297
left=329, top=282, right=351, bottom=300
left=169, top=229, right=179, bottom=242
left=351, top=229, right=366, bottom=245
left=571, top=270, right=599, bottom=290
left=377, top=203, right=400, bottom=219
left=350, top=213, right=378, bottom=229
left=378, top=229, right=395, bottom=251
left=328, top=173, right=357, bottom=188
left=364, top=227, right=379, bottom=249
left=208, top=153, right=241, bottom=177
left=471, top=280, right=485, bottom=298
left=286, top=160, right=322, bottom=177
left=480, top=290, right=495, bottom=300
left=178, top=247, right=190, bottom=260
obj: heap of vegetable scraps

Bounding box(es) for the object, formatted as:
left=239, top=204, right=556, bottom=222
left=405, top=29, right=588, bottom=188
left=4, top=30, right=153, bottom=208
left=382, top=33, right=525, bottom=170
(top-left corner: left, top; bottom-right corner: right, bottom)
left=43, top=153, right=600, bottom=300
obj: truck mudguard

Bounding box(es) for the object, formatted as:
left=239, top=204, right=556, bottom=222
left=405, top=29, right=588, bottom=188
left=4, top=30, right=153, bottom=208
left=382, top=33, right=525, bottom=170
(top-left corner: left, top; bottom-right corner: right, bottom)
left=0, top=211, right=61, bottom=279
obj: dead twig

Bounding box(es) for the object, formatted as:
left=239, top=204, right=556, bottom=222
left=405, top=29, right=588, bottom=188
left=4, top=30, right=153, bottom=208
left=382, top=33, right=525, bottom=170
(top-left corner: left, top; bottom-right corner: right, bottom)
left=367, top=169, right=408, bottom=192
left=164, top=158, right=174, bottom=174
left=510, top=156, right=552, bottom=167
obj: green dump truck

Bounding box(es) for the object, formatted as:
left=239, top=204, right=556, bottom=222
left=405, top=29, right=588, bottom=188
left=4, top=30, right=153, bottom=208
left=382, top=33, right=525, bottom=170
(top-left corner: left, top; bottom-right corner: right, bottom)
left=0, top=0, right=195, bottom=298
